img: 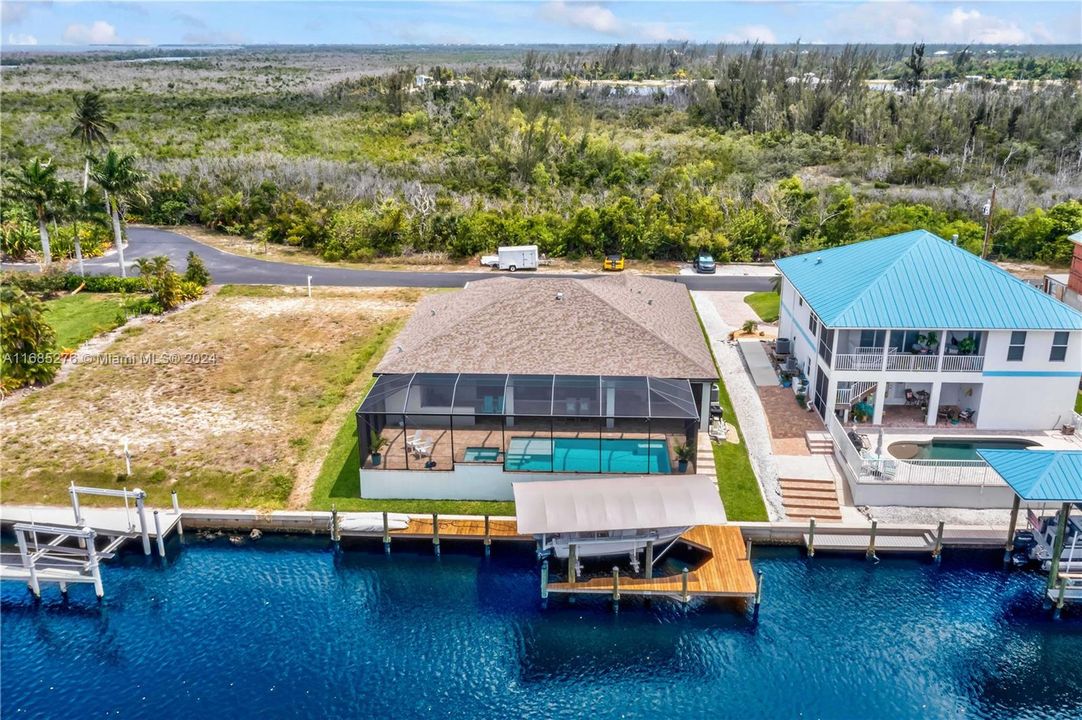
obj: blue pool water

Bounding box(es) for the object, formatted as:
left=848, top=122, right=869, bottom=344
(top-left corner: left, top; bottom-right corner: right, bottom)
left=504, top=437, right=671, bottom=473
left=2, top=539, right=1080, bottom=719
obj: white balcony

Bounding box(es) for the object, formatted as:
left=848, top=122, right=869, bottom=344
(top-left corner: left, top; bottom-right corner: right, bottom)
left=885, top=353, right=940, bottom=372
left=941, top=354, right=985, bottom=372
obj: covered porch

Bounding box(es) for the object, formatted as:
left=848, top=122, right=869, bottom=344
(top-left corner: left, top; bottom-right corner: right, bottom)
left=838, top=380, right=983, bottom=428
left=833, top=329, right=987, bottom=373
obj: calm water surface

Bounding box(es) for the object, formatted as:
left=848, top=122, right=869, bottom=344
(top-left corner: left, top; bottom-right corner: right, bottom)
left=2, top=537, right=1079, bottom=719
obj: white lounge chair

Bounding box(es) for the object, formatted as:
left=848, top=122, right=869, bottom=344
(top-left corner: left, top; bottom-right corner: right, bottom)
left=407, top=431, right=433, bottom=458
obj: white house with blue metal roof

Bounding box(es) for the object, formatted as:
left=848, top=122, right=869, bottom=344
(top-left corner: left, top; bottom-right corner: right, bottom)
left=775, top=230, right=1082, bottom=431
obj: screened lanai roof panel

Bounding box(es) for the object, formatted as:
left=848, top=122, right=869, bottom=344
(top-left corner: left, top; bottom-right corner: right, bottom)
left=357, top=373, right=413, bottom=414
left=648, top=377, right=700, bottom=419
left=359, top=373, right=699, bottom=420
left=404, top=373, right=459, bottom=413
left=451, top=373, right=508, bottom=415
left=602, top=376, right=651, bottom=417
left=553, top=375, right=602, bottom=416
left=506, top=374, right=555, bottom=416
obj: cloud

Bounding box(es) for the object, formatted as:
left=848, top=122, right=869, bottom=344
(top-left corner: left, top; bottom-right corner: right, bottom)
left=720, top=25, right=777, bottom=43
left=63, top=20, right=119, bottom=44
left=7, top=31, right=37, bottom=45
left=539, top=1, right=622, bottom=34
left=174, top=11, right=207, bottom=30
left=537, top=1, right=685, bottom=41
left=825, top=2, right=1055, bottom=44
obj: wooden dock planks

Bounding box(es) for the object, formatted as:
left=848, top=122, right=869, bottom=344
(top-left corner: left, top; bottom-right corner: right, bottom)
left=387, top=517, right=531, bottom=541
left=545, top=525, right=757, bottom=598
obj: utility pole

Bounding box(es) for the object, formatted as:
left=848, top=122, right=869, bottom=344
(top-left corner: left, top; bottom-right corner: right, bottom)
left=980, top=184, right=997, bottom=259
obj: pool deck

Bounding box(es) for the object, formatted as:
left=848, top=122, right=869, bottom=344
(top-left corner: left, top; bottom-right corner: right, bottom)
left=545, top=525, right=758, bottom=599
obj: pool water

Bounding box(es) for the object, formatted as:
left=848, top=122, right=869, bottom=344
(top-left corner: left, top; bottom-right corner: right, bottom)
left=889, top=438, right=1039, bottom=461
left=504, top=437, right=671, bottom=473
left=463, top=446, right=501, bottom=462
left=2, top=539, right=1079, bottom=719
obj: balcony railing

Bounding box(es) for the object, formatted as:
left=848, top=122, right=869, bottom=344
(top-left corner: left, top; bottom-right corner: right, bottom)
left=834, top=351, right=986, bottom=373
left=941, top=354, right=985, bottom=372
left=885, top=353, right=940, bottom=371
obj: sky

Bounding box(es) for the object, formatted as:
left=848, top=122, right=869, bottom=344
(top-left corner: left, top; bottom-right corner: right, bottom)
left=2, top=1, right=1080, bottom=48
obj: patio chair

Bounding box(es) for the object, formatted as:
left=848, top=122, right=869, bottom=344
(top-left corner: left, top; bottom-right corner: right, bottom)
left=904, top=389, right=920, bottom=406
left=958, top=408, right=974, bottom=423
left=407, top=431, right=433, bottom=458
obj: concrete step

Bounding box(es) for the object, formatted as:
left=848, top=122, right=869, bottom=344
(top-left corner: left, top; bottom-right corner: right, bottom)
left=780, top=479, right=837, bottom=491
left=785, top=498, right=841, bottom=511
left=782, top=488, right=840, bottom=501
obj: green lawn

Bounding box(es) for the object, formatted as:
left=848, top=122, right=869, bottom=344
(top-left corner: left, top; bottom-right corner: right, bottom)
left=44, top=293, right=135, bottom=349
left=1076, top=391, right=1082, bottom=414
left=308, top=407, right=516, bottom=516
left=695, top=309, right=770, bottom=522
left=744, top=291, right=780, bottom=323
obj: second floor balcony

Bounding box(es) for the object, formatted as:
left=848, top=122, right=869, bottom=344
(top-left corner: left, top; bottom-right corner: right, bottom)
left=831, top=330, right=986, bottom=374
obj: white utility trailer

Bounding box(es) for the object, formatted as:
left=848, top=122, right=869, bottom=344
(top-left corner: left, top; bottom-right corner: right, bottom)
left=482, top=245, right=538, bottom=272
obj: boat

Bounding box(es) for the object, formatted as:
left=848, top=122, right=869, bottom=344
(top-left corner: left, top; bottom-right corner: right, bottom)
left=538, top=527, right=688, bottom=571
left=1012, top=508, right=1082, bottom=572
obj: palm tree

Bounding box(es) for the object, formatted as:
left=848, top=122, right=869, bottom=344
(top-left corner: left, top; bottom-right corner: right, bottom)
left=56, top=180, right=108, bottom=277
left=5, top=158, right=60, bottom=267
left=70, top=91, right=117, bottom=192
left=89, top=150, right=144, bottom=277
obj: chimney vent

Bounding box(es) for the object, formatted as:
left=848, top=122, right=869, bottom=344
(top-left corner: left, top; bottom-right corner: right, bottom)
left=555, top=292, right=564, bottom=301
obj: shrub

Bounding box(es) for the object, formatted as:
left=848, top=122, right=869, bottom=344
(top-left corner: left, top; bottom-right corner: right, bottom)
left=0, top=286, right=59, bottom=390
left=183, top=251, right=211, bottom=287
left=135, top=256, right=203, bottom=312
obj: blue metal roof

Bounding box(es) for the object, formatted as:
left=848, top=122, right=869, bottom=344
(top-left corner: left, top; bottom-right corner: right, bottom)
left=774, top=230, right=1082, bottom=330
left=978, top=450, right=1082, bottom=502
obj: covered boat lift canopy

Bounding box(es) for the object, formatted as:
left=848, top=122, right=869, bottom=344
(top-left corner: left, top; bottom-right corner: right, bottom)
left=979, top=449, right=1082, bottom=609
left=512, top=475, right=725, bottom=535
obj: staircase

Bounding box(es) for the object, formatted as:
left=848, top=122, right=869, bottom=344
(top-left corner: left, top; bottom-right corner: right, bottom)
left=835, top=380, right=876, bottom=408
left=780, top=478, right=842, bottom=522
left=805, top=430, right=834, bottom=455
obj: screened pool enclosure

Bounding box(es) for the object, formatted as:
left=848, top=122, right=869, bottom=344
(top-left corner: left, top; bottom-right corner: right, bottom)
left=357, top=373, right=702, bottom=474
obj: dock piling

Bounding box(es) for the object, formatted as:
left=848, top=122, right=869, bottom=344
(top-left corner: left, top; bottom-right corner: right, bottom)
left=135, top=490, right=151, bottom=556
left=932, top=521, right=944, bottom=562
left=1004, top=495, right=1021, bottom=565
left=382, top=511, right=391, bottom=553
left=807, top=518, right=816, bottom=558
left=644, top=540, right=654, bottom=580
left=1054, top=577, right=1067, bottom=619
left=611, top=566, right=620, bottom=606
left=483, top=515, right=491, bottom=556
left=681, top=567, right=690, bottom=604
left=15, top=530, right=40, bottom=598
left=540, top=559, right=549, bottom=601
left=753, top=570, right=764, bottom=617
left=432, top=513, right=440, bottom=557
left=568, top=543, right=577, bottom=584
left=866, top=519, right=878, bottom=560
left=170, top=490, right=184, bottom=537
left=330, top=505, right=340, bottom=544
left=86, top=528, right=103, bottom=599
left=152, top=511, right=166, bottom=558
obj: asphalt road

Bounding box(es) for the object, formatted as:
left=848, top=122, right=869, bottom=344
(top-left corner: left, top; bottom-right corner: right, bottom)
left=50, top=226, right=777, bottom=291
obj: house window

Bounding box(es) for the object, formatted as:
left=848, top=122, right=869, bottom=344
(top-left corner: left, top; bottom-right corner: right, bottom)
left=859, top=330, right=886, bottom=349
left=818, top=327, right=835, bottom=366
left=1050, top=332, right=1069, bottom=362
left=421, top=385, right=454, bottom=407
left=808, top=313, right=819, bottom=337
left=1007, top=331, right=1026, bottom=362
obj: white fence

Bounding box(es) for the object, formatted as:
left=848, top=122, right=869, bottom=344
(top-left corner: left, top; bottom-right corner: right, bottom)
left=941, top=354, right=985, bottom=372
left=826, top=415, right=1003, bottom=488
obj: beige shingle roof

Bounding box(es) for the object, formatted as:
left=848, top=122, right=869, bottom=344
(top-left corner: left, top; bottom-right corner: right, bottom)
left=375, top=275, right=717, bottom=379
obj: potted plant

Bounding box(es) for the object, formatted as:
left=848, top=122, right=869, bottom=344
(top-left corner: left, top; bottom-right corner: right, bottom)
left=958, top=336, right=976, bottom=355
left=370, top=434, right=388, bottom=467
left=674, top=443, right=695, bottom=473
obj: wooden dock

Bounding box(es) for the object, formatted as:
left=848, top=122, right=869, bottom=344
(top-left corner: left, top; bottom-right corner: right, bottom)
left=545, top=525, right=758, bottom=600
left=336, top=514, right=533, bottom=542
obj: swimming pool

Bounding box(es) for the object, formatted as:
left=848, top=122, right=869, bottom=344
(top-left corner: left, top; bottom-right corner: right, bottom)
left=503, top=436, right=671, bottom=473
left=889, top=437, right=1040, bottom=461
left=1, top=538, right=1078, bottom=719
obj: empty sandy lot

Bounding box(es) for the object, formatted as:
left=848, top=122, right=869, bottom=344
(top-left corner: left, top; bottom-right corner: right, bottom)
left=1, top=285, right=420, bottom=508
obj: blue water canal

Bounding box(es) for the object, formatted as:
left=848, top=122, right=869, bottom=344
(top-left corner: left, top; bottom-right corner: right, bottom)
left=2, top=537, right=1080, bottom=719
